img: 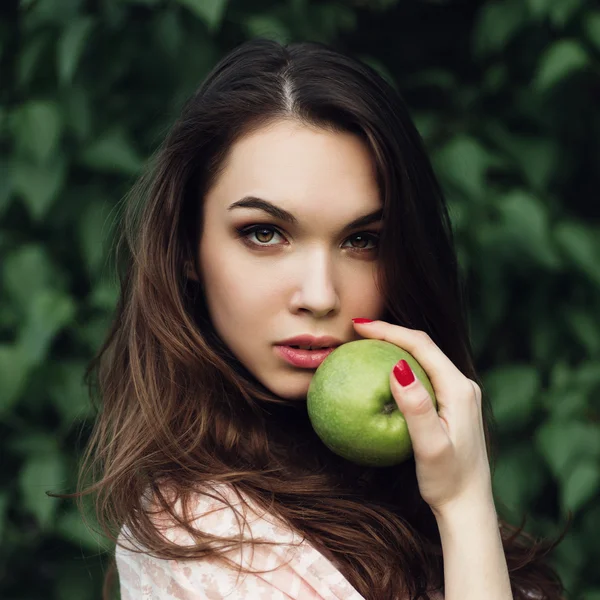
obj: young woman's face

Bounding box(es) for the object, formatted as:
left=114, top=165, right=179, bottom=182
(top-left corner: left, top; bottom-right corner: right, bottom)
left=195, top=120, right=386, bottom=400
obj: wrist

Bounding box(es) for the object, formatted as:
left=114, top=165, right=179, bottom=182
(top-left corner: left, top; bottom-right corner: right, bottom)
left=431, top=488, right=497, bottom=524
left=433, top=494, right=502, bottom=558
left=432, top=491, right=512, bottom=600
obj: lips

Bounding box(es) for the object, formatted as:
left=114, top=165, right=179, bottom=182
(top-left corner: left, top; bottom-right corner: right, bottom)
left=276, top=334, right=344, bottom=349
left=287, top=344, right=336, bottom=350
left=275, top=345, right=337, bottom=369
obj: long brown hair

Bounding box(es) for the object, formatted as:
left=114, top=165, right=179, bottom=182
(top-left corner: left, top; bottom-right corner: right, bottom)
left=58, top=38, right=569, bottom=600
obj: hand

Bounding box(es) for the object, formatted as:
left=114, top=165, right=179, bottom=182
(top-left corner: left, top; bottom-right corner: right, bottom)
left=352, top=319, right=494, bottom=517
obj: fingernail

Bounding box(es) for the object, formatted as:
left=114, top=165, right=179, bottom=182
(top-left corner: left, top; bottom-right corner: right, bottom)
left=352, top=318, right=373, bottom=324
left=393, top=360, right=415, bottom=387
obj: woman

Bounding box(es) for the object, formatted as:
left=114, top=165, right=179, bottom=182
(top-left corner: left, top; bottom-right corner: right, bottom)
left=73, top=39, right=567, bottom=599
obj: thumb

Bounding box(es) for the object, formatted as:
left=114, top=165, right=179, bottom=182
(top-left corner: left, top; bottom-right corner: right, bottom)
left=391, top=360, right=448, bottom=460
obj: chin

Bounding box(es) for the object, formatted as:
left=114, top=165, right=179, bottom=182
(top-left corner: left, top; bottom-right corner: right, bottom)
left=264, top=374, right=312, bottom=402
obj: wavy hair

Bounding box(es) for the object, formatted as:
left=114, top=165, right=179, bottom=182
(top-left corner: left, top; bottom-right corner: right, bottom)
left=59, top=38, right=569, bottom=600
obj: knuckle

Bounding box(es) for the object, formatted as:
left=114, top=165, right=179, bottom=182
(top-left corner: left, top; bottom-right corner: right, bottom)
left=420, top=438, right=452, bottom=462
left=415, top=330, right=432, bottom=344
left=412, top=330, right=435, bottom=351
left=463, top=382, right=476, bottom=397
left=410, top=391, right=434, bottom=416
left=468, top=380, right=482, bottom=404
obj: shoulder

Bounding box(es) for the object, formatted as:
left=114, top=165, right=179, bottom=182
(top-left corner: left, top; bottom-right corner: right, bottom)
left=116, top=480, right=306, bottom=576
left=140, top=480, right=303, bottom=548
left=115, top=481, right=366, bottom=600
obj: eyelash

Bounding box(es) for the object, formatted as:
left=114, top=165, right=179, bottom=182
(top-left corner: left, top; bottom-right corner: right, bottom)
left=235, top=224, right=380, bottom=253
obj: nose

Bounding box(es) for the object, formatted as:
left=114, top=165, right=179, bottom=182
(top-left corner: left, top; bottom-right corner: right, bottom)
left=290, top=249, right=340, bottom=318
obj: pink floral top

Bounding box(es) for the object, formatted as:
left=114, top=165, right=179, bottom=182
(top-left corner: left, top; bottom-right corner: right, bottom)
left=116, top=482, right=444, bottom=599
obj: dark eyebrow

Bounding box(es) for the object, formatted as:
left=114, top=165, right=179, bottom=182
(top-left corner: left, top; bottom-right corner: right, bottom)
left=227, top=196, right=384, bottom=232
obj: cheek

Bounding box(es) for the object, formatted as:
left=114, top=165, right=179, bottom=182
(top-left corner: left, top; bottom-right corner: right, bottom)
left=202, top=248, right=280, bottom=318
left=348, top=268, right=385, bottom=312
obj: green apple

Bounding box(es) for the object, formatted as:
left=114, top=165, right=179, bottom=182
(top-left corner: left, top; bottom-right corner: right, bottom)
left=307, top=339, right=437, bottom=467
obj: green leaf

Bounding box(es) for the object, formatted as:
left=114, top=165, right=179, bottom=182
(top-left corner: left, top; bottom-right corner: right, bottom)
left=535, top=419, right=600, bottom=480
left=17, top=32, right=52, bottom=88
left=244, top=15, right=291, bottom=44
left=89, top=277, right=119, bottom=310
left=302, top=3, right=356, bottom=41
left=545, top=388, right=591, bottom=421
left=411, top=112, right=440, bottom=143
left=74, top=306, right=114, bottom=353
left=544, top=361, right=600, bottom=419
left=530, top=311, right=564, bottom=364
left=483, top=364, right=540, bottom=430
left=17, top=289, right=76, bottom=366
left=63, top=85, right=92, bottom=141
left=472, top=0, right=527, bottom=58
left=496, top=190, right=561, bottom=269
left=554, top=222, right=600, bottom=287
left=80, top=129, right=143, bottom=175
left=525, top=0, right=552, bottom=19
left=0, top=299, right=17, bottom=333
left=10, top=100, right=62, bottom=163
left=433, top=135, right=497, bottom=201
left=534, top=39, right=589, bottom=91
left=566, top=311, right=600, bottom=355
left=0, top=344, right=31, bottom=417
left=468, top=260, right=508, bottom=335
left=571, top=361, right=600, bottom=389
left=551, top=530, right=585, bottom=583
left=3, top=244, right=68, bottom=309
left=486, top=125, right=560, bottom=191
left=515, top=139, right=559, bottom=192
left=7, top=432, right=59, bottom=456
left=55, top=508, right=107, bottom=553
left=0, top=492, right=9, bottom=544
left=152, top=9, right=183, bottom=56
left=492, top=444, right=546, bottom=512
left=549, top=360, right=570, bottom=390
left=11, top=154, right=68, bottom=220
left=561, top=459, right=600, bottom=513
left=482, top=63, right=508, bottom=93
left=21, top=0, right=82, bottom=26
left=57, top=16, right=95, bottom=84
left=78, top=199, right=115, bottom=276
left=0, top=159, right=12, bottom=217
left=549, top=0, right=584, bottom=27
left=19, top=453, right=67, bottom=528
left=49, top=361, right=94, bottom=428
left=75, top=313, right=113, bottom=351
left=175, top=0, right=229, bottom=31
left=584, top=11, right=600, bottom=51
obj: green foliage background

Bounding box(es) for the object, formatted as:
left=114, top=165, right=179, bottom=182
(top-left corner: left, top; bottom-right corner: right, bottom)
left=1, top=0, right=599, bottom=598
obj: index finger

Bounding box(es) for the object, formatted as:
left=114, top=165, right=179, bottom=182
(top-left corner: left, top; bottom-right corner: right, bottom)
left=352, top=320, right=466, bottom=397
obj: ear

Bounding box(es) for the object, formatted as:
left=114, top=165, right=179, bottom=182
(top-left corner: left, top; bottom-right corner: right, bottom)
left=184, top=260, right=199, bottom=282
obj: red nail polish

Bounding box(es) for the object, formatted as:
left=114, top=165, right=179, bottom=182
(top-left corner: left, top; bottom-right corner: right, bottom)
left=352, top=318, right=373, bottom=324
left=393, top=360, right=415, bottom=387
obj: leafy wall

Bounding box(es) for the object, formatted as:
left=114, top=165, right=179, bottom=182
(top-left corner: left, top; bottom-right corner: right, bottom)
left=1, top=1, right=599, bottom=598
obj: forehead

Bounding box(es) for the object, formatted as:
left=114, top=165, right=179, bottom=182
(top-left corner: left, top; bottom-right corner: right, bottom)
left=206, top=120, right=381, bottom=216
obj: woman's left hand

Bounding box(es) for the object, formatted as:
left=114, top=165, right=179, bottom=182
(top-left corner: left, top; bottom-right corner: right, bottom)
left=352, top=319, right=494, bottom=517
